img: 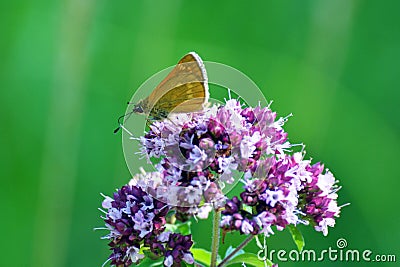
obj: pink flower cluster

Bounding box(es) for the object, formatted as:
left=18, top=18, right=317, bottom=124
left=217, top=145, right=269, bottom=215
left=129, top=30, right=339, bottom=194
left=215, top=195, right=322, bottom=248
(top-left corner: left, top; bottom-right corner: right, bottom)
left=221, top=153, right=342, bottom=237
left=99, top=97, right=344, bottom=267
left=139, top=100, right=290, bottom=215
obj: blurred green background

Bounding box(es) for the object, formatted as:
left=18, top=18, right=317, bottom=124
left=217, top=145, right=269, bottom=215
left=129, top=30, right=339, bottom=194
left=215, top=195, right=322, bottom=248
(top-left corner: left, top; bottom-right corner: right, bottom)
left=1, top=0, right=399, bottom=266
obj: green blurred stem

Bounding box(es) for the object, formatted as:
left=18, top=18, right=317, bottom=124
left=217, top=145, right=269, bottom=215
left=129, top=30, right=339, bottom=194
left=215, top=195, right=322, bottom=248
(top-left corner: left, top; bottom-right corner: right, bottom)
left=210, top=210, right=221, bottom=267
left=217, top=235, right=254, bottom=267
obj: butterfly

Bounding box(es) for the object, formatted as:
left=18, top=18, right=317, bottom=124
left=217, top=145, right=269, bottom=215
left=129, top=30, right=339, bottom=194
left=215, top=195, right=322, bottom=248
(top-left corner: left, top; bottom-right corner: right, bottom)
left=115, top=52, right=209, bottom=133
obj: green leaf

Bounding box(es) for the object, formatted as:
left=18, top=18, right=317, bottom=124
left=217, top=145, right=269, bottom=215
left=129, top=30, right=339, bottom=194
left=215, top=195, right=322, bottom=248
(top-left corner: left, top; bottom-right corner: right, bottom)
left=137, top=258, right=163, bottom=267
left=224, top=246, right=245, bottom=259
left=191, top=248, right=213, bottom=266
left=177, top=221, right=192, bottom=235
left=225, top=253, right=273, bottom=267
left=142, top=248, right=161, bottom=260
left=242, top=203, right=253, bottom=214
left=287, top=225, right=305, bottom=252
left=165, top=221, right=192, bottom=235
left=164, top=223, right=177, bottom=232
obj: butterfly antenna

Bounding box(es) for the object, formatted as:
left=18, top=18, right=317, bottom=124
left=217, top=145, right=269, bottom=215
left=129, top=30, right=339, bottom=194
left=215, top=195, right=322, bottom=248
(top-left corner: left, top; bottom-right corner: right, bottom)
left=113, top=111, right=134, bottom=134
left=113, top=114, right=125, bottom=133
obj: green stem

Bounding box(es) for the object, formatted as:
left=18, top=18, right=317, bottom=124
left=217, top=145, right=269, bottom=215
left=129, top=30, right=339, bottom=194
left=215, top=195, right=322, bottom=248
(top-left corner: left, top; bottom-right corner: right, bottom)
left=217, top=235, right=254, bottom=267
left=210, top=210, right=221, bottom=267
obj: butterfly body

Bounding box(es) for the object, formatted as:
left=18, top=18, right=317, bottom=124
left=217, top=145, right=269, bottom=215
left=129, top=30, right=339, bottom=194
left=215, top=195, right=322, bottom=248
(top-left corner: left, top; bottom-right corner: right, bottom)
left=133, top=98, right=169, bottom=120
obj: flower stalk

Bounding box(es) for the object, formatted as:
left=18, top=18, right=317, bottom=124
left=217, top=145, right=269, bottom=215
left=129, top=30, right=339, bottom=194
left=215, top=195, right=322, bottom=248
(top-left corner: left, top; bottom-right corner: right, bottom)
left=210, top=209, right=221, bottom=267
left=217, top=235, right=254, bottom=267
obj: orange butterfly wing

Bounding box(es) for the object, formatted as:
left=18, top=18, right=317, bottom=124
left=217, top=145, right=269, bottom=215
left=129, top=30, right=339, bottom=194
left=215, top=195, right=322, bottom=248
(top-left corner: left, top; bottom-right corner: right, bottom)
left=145, top=52, right=209, bottom=117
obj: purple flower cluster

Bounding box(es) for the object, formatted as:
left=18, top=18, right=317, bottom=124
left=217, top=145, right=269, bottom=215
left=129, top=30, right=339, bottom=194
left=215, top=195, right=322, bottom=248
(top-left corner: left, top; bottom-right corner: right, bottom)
left=298, top=162, right=341, bottom=236
left=139, top=99, right=290, bottom=215
left=220, top=152, right=342, bottom=236
left=155, top=232, right=194, bottom=267
left=100, top=183, right=194, bottom=266
left=100, top=95, right=344, bottom=266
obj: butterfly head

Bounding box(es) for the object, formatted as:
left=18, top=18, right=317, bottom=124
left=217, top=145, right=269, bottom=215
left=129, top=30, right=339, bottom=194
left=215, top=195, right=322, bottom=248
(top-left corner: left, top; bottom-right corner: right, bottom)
left=132, top=99, right=148, bottom=114
left=132, top=103, right=144, bottom=114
